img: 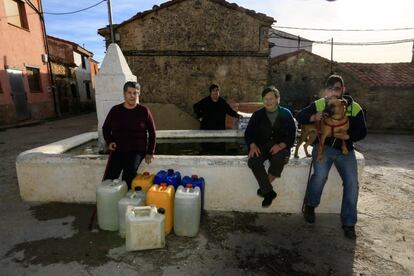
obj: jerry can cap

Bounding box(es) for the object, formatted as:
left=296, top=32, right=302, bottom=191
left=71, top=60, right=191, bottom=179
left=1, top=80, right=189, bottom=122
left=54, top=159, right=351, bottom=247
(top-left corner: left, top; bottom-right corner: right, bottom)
left=143, top=172, right=150, bottom=176
left=185, top=183, right=193, bottom=188
left=157, top=208, right=165, bottom=214
left=134, top=186, right=142, bottom=191
left=191, top=174, right=198, bottom=179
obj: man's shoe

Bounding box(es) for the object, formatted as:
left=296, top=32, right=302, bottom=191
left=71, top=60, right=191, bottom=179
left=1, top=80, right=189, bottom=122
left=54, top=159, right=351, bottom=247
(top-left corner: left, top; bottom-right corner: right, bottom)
left=303, top=205, right=315, bottom=223
left=257, top=188, right=264, bottom=198
left=342, top=225, right=356, bottom=240
left=262, top=191, right=277, bottom=207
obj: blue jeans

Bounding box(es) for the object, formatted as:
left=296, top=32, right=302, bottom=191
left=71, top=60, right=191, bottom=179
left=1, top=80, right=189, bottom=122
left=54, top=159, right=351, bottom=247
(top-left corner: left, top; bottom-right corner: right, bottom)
left=306, top=145, right=359, bottom=226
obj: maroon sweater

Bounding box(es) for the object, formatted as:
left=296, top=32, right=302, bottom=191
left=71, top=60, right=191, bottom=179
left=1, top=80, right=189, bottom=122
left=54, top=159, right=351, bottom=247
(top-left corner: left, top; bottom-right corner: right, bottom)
left=102, top=104, right=156, bottom=154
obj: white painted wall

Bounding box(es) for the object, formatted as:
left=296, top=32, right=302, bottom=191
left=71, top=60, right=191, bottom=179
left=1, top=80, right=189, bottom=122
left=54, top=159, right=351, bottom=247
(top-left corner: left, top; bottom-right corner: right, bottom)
left=73, top=51, right=93, bottom=103
left=269, top=29, right=313, bottom=58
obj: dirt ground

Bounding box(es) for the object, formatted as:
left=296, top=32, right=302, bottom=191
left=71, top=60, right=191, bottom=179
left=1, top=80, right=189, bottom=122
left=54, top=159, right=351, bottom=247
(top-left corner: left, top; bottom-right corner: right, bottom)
left=0, top=112, right=413, bottom=275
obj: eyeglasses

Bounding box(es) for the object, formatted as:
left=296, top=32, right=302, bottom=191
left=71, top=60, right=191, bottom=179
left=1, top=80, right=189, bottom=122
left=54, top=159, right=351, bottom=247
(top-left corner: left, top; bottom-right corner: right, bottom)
left=327, top=86, right=342, bottom=92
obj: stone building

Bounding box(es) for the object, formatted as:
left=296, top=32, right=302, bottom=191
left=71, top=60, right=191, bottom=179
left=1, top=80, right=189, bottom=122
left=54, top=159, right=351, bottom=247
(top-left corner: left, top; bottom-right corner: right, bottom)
left=98, top=0, right=274, bottom=121
left=269, top=49, right=414, bottom=130
left=338, top=62, right=414, bottom=130
left=269, top=50, right=334, bottom=113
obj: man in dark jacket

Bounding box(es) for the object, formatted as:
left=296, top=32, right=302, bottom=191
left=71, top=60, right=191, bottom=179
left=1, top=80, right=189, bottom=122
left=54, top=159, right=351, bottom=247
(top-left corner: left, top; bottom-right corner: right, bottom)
left=102, top=81, right=156, bottom=189
left=193, top=84, right=241, bottom=130
left=245, top=86, right=296, bottom=207
left=296, top=74, right=367, bottom=239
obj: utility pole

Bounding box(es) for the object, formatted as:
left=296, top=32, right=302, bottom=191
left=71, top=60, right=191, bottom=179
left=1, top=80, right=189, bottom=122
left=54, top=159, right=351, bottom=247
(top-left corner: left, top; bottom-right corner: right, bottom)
left=107, top=0, right=115, bottom=43
left=330, top=38, right=334, bottom=74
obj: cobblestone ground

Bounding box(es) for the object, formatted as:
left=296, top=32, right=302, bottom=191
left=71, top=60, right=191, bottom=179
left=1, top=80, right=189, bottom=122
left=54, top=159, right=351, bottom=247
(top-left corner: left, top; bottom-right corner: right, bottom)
left=0, top=113, right=413, bottom=275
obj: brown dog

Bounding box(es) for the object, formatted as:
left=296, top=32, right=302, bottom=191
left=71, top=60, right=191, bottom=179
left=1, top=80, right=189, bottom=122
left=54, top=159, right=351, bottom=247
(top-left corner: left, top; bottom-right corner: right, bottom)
left=317, top=98, right=349, bottom=161
left=294, top=98, right=349, bottom=160
left=294, top=124, right=317, bottom=158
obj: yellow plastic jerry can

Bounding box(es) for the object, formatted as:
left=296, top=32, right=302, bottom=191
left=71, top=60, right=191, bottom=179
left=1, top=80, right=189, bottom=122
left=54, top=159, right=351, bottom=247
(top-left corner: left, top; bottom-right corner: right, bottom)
left=132, top=172, right=155, bottom=192
left=146, top=183, right=175, bottom=235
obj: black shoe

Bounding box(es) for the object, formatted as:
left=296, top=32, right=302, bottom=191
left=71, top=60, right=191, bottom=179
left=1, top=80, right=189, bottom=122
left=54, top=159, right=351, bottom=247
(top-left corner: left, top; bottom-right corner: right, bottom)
left=342, top=225, right=356, bottom=240
left=262, top=191, right=277, bottom=207
left=303, top=205, right=315, bottom=223
left=257, top=188, right=264, bottom=198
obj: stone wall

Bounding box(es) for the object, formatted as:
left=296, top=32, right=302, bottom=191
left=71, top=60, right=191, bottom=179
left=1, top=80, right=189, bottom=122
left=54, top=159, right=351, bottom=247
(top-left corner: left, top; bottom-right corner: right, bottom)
left=101, top=0, right=272, bottom=117
left=128, top=55, right=268, bottom=114
left=269, top=51, right=333, bottom=113
left=344, top=87, right=414, bottom=131
left=116, top=0, right=270, bottom=53
left=333, top=69, right=414, bottom=131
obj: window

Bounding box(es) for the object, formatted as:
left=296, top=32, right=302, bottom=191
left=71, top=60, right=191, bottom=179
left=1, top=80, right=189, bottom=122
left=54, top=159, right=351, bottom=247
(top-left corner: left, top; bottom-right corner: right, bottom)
left=4, top=0, right=29, bottom=29
left=85, top=81, right=91, bottom=99
left=81, top=55, right=86, bottom=69
left=70, top=84, right=77, bottom=98
left=285, top=74, right=292, bottom=82
left=26, top=67, right=41, bottom=92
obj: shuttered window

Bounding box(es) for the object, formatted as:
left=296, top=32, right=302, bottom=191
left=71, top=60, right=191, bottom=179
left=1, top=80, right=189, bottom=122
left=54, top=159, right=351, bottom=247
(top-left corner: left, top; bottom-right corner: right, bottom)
left=4, top=0, right=29, bottom=29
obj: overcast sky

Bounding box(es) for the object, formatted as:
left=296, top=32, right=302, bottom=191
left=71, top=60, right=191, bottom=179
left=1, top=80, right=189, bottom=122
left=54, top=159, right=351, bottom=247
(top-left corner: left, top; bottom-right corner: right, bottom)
left=43, top=0, right=414, bottom=63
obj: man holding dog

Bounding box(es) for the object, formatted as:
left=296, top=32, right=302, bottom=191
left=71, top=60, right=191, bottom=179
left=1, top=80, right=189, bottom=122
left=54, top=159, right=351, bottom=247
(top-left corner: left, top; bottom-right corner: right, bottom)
left=296, top=74, right=367, bottom=239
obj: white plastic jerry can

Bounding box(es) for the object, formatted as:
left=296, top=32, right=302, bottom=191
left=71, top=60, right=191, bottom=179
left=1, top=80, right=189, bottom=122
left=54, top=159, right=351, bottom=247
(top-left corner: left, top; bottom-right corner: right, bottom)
left=174, top=184, right=201, bottom=237
left=96, top=179, right=128, bottom=231
left=125, top=205, right=166, bottom=251
left=118, top=187, right=146, bottom=238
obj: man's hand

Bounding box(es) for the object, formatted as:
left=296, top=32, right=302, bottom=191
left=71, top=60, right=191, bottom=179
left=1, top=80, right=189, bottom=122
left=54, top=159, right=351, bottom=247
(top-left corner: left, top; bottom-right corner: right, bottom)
left=248, top=143, right=261, bottom=158
left=108, top=142, right=117, bottom=151
left=269, top=144, right=282, bottom=155
left=145, top=154, right=154, bottom=164
left=310, top=112, right=326, bottom=122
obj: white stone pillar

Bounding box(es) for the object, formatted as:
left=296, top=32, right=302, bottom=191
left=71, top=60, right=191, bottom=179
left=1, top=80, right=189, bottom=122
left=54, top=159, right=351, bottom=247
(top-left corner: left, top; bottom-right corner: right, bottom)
left=95, top=43, right=137, bottom=152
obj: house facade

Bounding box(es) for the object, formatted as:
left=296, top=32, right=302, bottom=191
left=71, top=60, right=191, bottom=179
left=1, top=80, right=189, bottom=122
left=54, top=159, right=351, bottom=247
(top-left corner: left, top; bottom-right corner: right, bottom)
left=98, top=0, right=274, bottom=117
left=0, top=0, right=54, bottom=124
left=47, top=35, right=97, bottom=114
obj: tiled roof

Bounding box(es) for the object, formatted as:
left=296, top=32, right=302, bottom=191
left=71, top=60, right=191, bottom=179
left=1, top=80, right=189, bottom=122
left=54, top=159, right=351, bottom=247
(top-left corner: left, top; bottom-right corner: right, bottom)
left=340, top=62, right=414, bottom=88
left=99, top=0, right=274, bottom=34
left=270, top=49, right=332, bottom=65
left=47, top=35, right=93, bottom=57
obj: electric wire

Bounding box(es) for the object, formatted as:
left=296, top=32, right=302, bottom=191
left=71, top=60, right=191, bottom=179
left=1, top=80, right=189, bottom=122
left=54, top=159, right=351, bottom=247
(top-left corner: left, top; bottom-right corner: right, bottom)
left=273, top=25, right=414, bottom=32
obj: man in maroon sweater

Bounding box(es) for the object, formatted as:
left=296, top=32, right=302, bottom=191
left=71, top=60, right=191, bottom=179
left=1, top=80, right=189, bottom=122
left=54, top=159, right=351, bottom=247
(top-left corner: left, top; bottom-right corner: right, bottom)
left=102, top=81, right=156, bottom=188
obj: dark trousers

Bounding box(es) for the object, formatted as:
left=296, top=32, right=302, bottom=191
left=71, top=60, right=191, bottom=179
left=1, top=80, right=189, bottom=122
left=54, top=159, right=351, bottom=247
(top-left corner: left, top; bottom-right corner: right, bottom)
left=248, top=148, right=290, bottom=195
left=105, top=151, right=144, bottom=189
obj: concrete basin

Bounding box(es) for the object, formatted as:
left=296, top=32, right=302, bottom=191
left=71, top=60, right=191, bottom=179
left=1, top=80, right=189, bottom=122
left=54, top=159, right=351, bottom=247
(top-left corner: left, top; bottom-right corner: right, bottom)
left=16, top=130, right=364, bottom=213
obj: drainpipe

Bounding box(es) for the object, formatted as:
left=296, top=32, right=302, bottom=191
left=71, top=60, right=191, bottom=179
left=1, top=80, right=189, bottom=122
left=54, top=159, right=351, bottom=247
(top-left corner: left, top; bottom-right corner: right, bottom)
left=27, top=0, right=60, bottom=117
